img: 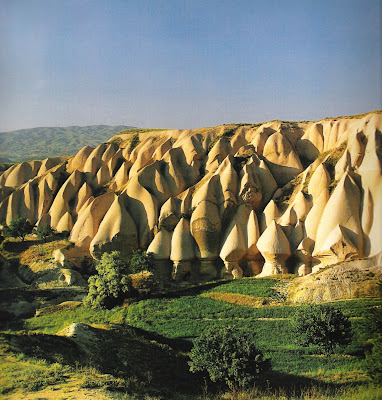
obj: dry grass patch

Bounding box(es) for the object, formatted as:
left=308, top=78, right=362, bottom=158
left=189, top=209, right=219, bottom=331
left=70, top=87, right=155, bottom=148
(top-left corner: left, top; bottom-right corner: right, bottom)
left=201, top=292, right=282, bottom=308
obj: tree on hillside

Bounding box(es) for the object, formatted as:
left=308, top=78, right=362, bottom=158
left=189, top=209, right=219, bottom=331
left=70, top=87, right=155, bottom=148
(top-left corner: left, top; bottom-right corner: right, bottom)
left=292, top=304, right=352, bottom=354
left=85, top=251, right=133, bottom=308
left=35, top=224, right=55, bottom=243
left=189, top=326, right=270, bottom=389
left=85, top=250, right=154, bottom=308
left=128, top=249, right=154, bottom=274
left=3, top=217, right=33, bottom=241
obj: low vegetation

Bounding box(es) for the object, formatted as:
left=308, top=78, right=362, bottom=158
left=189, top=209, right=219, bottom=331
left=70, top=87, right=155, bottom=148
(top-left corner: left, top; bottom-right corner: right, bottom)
left=0, top=232, right=381, bottom=399
left=3, top=217, right=33, bottom=241
left=0, top=125, right=133, bottom=162
left=85, top=250, right=154, bottom=308
left=292, top=304, right=352, bottom=354
left=189, top=326, right=270, bottom=389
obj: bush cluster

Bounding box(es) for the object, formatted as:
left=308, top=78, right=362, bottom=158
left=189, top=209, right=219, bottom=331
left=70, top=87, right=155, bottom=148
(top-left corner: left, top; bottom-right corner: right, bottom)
left=292, top=303, right=352, bottom=354
left=189, top=326, right=270, bottom=389
left=85, top=250, right=153, bottom=308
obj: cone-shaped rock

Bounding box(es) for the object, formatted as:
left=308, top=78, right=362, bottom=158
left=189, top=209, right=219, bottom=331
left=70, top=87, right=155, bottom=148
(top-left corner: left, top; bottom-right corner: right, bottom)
left=257, top=220, right=291, bottom=276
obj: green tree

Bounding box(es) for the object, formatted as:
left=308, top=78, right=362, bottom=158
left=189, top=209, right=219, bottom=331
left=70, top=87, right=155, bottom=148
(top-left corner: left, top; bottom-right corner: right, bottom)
left=365, top=335, right=382, bottom=383
left=35, top=224, right=55, bottom=243
left=85, top=251, right=133, bottom=308
left=129, top=249, right=154, bottom=274
left=189, top=326, right=270, bottom=389
left=292, top=304, right=352, bottom=354
left=4, top=217, right=33, bottom=241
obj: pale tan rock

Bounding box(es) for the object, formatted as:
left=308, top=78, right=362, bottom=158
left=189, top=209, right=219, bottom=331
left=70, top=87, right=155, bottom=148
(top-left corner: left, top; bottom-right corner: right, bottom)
left=170, top=218, right=195, bottom=280
left=291, top=191, right=312, bottom=221
left=37, top=179, right=54, bottom=220
left=308, top=163, right=331, bottom=201
left=313, top=224, right=359, bottom=268
left=296, top=123, right=324, bottom=160
left=101, top=143, right=118, bottom=163
left=20, top=182, right=36, bottom=224
left=295, top=237, right=315, bottom=276
left=190, top=200, right=221, bottom=278
left=239, top=164, right=262, bottom=210
left=109, top=160, right=132, bottom=191
left=159, top=197, right=181, bottom=231
left=6, top=189, right=25, bottom=225
left=90, top=195, right=138, bottom=259
left=257, top=220, right=291, bottom=276
left=220, top=224, right=245, bottom=279
left=334, top=150, right=352, bottom=180
left=75, top=183, right=93, bottom=214
left=83, top=144, right=107, bottom=175
left=37, top=157, right=62, bottom=176
left=152, top=137, right=173, bottom=160
left=260, top=200, right=279, bottom=233
left=147, top=229, right=173, bottom=280
left=348, top=130, right=366, bottom=168
left=289, top=220, right=305, bottom=254
left=56, top=211, right=73, bottom=233
left=314, top=173, right=363, bottom=261
left=251, top=130, right=270, bottom=155
left=206, top=136, right=231, bottom=172
left=66, top=145, right=94, bottom=173
left=128, top=138, right=158, bottom=177
left=305, top=188, right=330, bottom=241
left=161, top=148, right=188, bottom=195
left=49, top=170, right=83, bottom=229
left=70, top=192, right=116, bottom=250
left=263, top=132, right=303, bottom=185
left=253, top=160, right=278, bottom=207
left=4, top=162, right=33, bottom=188
left=96, top=164, right=111, bottom=187
left=124, top=177, right=158, bottom=248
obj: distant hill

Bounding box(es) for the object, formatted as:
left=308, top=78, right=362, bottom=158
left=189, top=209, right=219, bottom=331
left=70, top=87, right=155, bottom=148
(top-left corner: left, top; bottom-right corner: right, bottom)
left=0, top=125, right=135, bottom=162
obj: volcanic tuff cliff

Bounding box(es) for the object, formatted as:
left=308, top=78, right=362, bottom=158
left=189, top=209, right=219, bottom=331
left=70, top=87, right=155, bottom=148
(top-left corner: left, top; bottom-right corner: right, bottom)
left=0, top=111, right=381, bottom=281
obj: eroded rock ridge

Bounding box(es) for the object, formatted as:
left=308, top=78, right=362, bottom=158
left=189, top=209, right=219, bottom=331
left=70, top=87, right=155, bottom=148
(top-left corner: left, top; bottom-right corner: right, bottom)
left=1, top=111, right=381, bottom=280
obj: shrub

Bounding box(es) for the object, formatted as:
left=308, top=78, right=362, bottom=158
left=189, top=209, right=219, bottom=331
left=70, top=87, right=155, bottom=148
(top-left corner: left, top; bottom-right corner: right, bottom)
left=35, top=225, right=55, bottom=243
left=189, top=326, right=270, bottom=389
left=292, top=304, right=352, bottom=354
left=85, top=251, right=133, bottom=308
left=3, top=217, right=33, bottom=241
left=365, top=335, right=382, bottom=383
left=85, top=250, right=154, bottom=308
left=129, top=249, right=154, bottom=274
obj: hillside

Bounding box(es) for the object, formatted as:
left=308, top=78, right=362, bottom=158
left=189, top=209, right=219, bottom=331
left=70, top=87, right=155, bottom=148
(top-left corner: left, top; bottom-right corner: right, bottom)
left=0, top=111, right=381, bottom=399
left=0, top=110, right=381, bottom=286
left=0, top=125, right=135, bottom=163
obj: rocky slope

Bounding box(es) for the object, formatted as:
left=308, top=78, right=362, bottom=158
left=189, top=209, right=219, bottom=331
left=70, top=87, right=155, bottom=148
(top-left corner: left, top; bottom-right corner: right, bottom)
left=0, top=112, right=381, bottom=282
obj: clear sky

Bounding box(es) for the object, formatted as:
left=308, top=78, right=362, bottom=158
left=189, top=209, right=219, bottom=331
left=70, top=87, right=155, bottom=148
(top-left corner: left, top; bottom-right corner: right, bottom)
left=0, top=0, right=381, bottom=131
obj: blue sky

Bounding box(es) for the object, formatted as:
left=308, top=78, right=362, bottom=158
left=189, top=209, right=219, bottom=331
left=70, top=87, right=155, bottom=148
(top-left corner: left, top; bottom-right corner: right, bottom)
left=0, top=0, right=381, bottom=131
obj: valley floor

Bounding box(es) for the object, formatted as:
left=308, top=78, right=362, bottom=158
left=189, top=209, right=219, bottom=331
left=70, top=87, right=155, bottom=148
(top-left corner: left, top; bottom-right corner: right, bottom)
left=0, top=237, right=381, bottom=399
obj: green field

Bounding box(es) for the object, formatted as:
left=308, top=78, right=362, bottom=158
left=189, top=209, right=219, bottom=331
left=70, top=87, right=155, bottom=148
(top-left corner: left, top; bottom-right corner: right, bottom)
left=14, top=277, right=379, bottom=397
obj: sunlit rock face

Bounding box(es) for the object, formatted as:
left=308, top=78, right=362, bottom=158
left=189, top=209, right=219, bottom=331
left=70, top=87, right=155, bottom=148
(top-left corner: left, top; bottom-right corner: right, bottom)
left=1, top=111, right=381, bottom=280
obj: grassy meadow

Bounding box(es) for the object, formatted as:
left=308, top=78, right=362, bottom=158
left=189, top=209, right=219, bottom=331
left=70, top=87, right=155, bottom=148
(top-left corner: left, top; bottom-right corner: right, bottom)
left=0, top=238, right=381, bottom=399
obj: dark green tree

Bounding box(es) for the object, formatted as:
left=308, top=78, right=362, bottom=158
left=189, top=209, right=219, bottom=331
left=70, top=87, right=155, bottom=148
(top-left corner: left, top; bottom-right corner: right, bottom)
left=189, top=326, right=270, bottom=389
left=365, top=335, right=382, bottom=383
left=35, top=224, right=55, bottom=243
left=129, top=249, right=154, bottom=274
left=4, top=217, right=33, bottom=241
left=292, top=304, right=352, bottom=354
left=85, top=251, right=132, bottom=308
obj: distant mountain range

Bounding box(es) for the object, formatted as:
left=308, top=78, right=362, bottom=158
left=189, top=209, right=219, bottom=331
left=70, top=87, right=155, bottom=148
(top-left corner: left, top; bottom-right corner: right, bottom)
left=0, top=125, right=135, bottom=163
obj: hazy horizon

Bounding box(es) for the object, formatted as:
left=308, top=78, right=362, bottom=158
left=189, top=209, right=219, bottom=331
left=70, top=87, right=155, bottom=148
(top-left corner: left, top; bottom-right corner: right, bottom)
left=1, top=0, right=381, bottom=132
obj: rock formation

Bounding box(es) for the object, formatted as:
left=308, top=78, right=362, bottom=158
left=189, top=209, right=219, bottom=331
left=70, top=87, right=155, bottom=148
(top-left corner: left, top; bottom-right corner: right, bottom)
left=1, top=111, right=381, bottom=280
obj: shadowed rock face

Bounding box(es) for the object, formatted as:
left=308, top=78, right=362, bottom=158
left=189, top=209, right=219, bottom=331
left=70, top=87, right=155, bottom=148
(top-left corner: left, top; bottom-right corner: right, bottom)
left=1, top=112, right=381, bottom=280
